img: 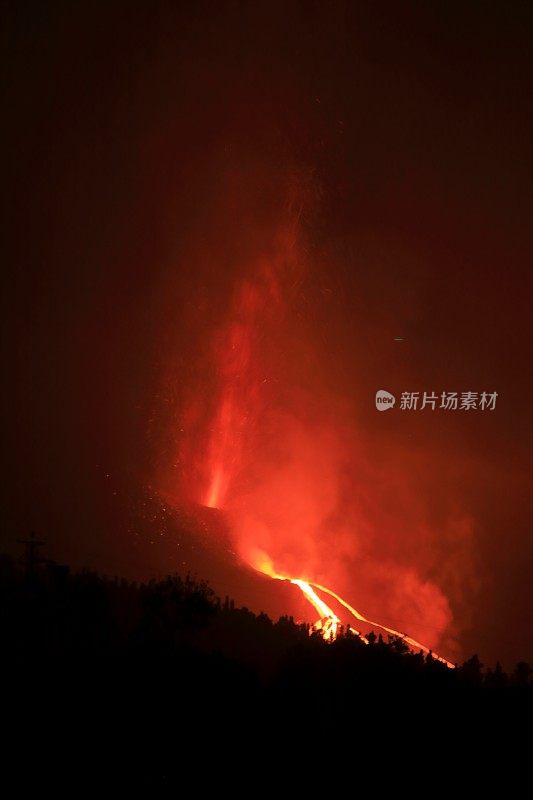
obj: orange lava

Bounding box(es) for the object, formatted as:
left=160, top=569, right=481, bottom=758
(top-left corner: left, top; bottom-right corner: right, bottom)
left=252, top=549, right=453, bottom=666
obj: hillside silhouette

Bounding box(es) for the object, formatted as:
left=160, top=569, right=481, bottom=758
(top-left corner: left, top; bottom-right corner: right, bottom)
left=1, top=551, right=530, bottom=787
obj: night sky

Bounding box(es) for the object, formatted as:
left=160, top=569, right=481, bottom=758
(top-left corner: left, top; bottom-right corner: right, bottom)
left=2, top=1, right=532, bottom=666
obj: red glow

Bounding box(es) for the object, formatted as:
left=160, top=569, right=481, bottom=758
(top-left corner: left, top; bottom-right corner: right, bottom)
left=248, top=545, right=452, bottom=665
left=172, top=178, right=458, bottom=664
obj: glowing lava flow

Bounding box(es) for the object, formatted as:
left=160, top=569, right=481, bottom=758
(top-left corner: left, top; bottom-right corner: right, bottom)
left=291, top=579, right=341, bottom=641
left=291, top=579, right=369, bottom=643
left=252, top=552, right=453, bottom=667
left=306, top=579, right=454, bottom=667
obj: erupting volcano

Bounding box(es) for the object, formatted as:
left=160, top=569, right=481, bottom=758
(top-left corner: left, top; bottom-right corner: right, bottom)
left=169, top=176, right=456, bottom=668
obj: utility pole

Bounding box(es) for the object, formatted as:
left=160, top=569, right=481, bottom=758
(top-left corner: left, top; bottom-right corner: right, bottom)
left=17, top=531, right=47, bottom=579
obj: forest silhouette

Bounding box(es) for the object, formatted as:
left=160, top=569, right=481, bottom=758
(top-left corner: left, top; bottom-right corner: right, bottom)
left=1, top=549, right=530, bottom=786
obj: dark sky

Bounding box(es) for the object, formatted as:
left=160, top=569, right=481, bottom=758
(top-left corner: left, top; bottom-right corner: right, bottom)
left=2, top=1, right=532, bottom=666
